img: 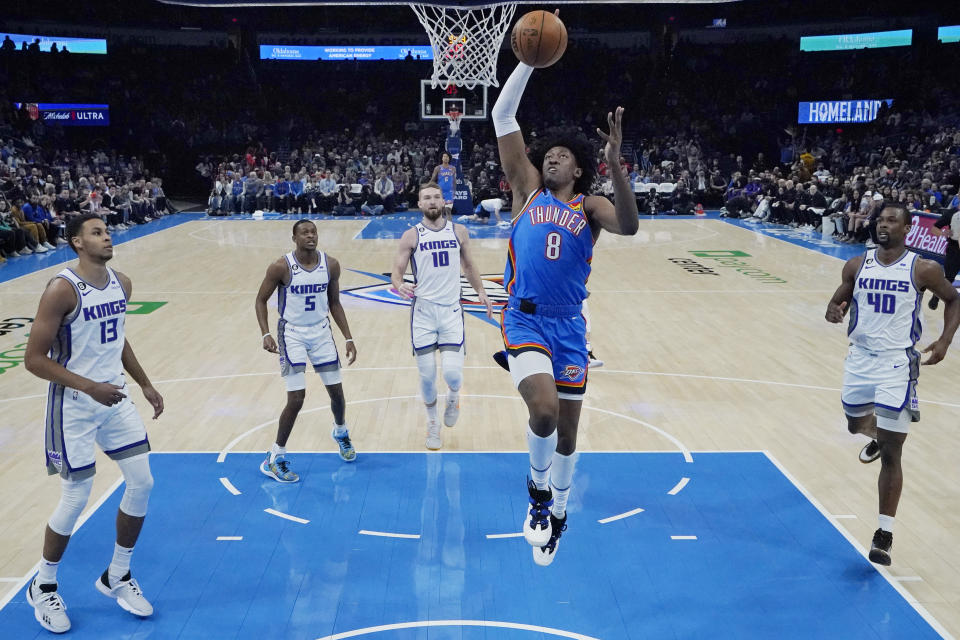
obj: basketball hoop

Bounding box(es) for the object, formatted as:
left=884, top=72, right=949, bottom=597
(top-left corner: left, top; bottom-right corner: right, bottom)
left=446, top=109, right=462, bottom=134
left=410, top=2, right=517, bottom=90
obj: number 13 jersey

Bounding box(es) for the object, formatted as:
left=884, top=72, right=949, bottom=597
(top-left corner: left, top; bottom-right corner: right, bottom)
left=504, top=188, right=593, bottom=306
left=848, top=249, right=922, bottom=351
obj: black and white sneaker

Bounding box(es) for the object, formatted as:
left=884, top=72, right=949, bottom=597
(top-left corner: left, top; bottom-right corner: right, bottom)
left=868, top=528, right=893, bottom=566
left=522, top=477, right=553, bottom=547
left=27, top=579, right=70, bottom=633
left=96, top=570, right=154, bottom=617
left=859, top=440, right=880, bottom=464
left=533, top=513, right=568, bottom=566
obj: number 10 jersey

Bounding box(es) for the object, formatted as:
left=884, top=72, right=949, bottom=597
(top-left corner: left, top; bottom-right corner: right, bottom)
left=411, top=221, right=461, bottom=305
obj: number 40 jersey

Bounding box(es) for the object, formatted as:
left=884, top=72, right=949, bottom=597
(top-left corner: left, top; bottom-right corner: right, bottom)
left=848, top=249, right=923, bottom=351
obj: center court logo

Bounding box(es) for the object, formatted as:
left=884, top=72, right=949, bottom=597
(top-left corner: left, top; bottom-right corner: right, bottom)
left=687, top=250, right=787, bottom=284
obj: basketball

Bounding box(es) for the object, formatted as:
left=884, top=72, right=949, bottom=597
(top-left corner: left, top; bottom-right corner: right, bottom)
left=511, top=10, right=568, bottom=69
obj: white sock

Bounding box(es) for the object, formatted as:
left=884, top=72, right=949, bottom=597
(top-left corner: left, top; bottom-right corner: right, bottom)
left=878, top=514, right=895, bottom=533
left=426, top=401, right=438, bottom=423
left=269, top=442, right=286, bottom=462
left=527, top=424, right=557, bottom=491
left=549, top=451, right=578, bottom=518
left=332, top=422, right=347, bottom=437
left=108, top=543, right=134, bottom=586
left=37, top=557, right=59, bottom=585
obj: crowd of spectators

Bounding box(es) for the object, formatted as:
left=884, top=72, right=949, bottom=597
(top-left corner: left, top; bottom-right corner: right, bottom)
left=3, top=16, right=960, bottom=250
left=0, top=137, right=174, bottom=263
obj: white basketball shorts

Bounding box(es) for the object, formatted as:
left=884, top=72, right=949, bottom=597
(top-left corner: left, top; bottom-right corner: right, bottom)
left=841, top=344, right=920, bottom=432
left=410, top=297, right=465, bottom=355
left=278, top=318, right=342, bottom=385
left=45, top=375, right=150, bottom=481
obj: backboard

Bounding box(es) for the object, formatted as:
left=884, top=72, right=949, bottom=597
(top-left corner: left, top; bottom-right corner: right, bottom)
left=420, top=79, right=487, bottom=121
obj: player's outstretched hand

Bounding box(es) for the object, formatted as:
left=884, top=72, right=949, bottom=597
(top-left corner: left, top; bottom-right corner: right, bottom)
left=87, top=382, right=126, bottom=407
left=263, top=334, right=279, bottom=354
left=142, top=385, right=164, bottom=419
left=597, top=106, right=625, bottom=164
left=921, top=338, right=949, bottom=366
left=825, top=300, right=847, bottom=323
left=345, top=340, right=357, bottom=365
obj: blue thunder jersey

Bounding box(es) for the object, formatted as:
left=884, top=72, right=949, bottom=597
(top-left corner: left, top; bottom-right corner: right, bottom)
left=847, top=249, right=922, bottom=351
left=50, top=267, right=127, bottom=383
left=436, top=165, right=456, bottom=199
left=278, top=251, right=330, bottom=326
left=504, top=188, right=592, bottom=306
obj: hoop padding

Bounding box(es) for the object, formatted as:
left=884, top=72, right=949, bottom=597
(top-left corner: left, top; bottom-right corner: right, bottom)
left=411, top=3, right=517, bottom=90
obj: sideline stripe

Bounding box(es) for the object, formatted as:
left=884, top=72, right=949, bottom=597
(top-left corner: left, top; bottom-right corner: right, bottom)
left=671, top=536, right=698, bottom=540
left=314, top=619, right=602, bottom=640
left=598, top=508, right=645, bottom=524
left=216, top=536, right=243, bottom=541
left=0, top=476, right=124, bottom=611
left=358, top=530, right=421, bottom=540
left=667, top=477, right=690, bottom=495
left=264, top=508, right=310, bottom=524
left=219, top=477, right=241, bottom=495
left=485, top=532, right=525, bottom=539
left=763, top=450, right=950, bottom=638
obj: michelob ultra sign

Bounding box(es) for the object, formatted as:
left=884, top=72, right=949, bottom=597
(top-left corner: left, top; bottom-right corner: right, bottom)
left=14, top=103, right=109, bottom=126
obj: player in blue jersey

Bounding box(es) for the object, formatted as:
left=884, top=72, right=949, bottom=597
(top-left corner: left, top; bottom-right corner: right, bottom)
left=491, top=61, right=639, bottom=565
left=24, top=213, right=164, bottom=632
left=825, top=204, right=958, bottom=565
left=431, top=152, right=457, bottom=219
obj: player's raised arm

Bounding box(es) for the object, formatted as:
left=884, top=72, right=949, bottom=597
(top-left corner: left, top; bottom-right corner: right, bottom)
left=825, top=255, right=863, bottom=323
left=391, top=227, right=418, bottom=299
left=914, top=258, right=959, bottom=365
left=455, top=223, right=493, bottom=318
left=326, top=256, right=356, bottom=365
left=586, top=107, right=639, bottom=237
left=491, top=63, right=542, bottom=209
left=255, top=258, right=287, bottom=354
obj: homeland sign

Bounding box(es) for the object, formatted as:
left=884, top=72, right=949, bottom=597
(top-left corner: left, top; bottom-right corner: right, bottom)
left=798, top=99, right=893, bottom=124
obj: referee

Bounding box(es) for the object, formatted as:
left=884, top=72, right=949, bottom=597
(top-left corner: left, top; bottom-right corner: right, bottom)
left=929, top=206, right=960, bottom=310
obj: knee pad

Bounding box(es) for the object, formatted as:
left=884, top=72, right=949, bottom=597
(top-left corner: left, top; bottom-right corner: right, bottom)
left=416, top=352, right=437, bottom=404
left=117, top=454, right=154, bottom=518
left=48, top=477, right=95, bottom=536
left=440, top=349, right=464, bottom=392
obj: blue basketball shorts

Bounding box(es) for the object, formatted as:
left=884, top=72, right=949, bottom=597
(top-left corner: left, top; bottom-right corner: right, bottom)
left=500, top=305, right=588, bottom=395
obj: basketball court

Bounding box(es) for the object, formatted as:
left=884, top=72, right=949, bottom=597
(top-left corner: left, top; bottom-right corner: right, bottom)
left=1, top=212, right=958, bottom=638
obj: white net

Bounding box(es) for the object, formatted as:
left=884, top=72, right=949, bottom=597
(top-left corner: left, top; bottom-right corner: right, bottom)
left=411, top=3, right=517, bottom=90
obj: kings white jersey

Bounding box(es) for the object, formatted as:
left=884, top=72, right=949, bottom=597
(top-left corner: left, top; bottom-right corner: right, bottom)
left=847, top=249, right=922, bottom=351
left=411, top=221, right=461, bottom=305
left=51, top=267, right=127, bottom=383
left=278, top=251, right=330, bottom=326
